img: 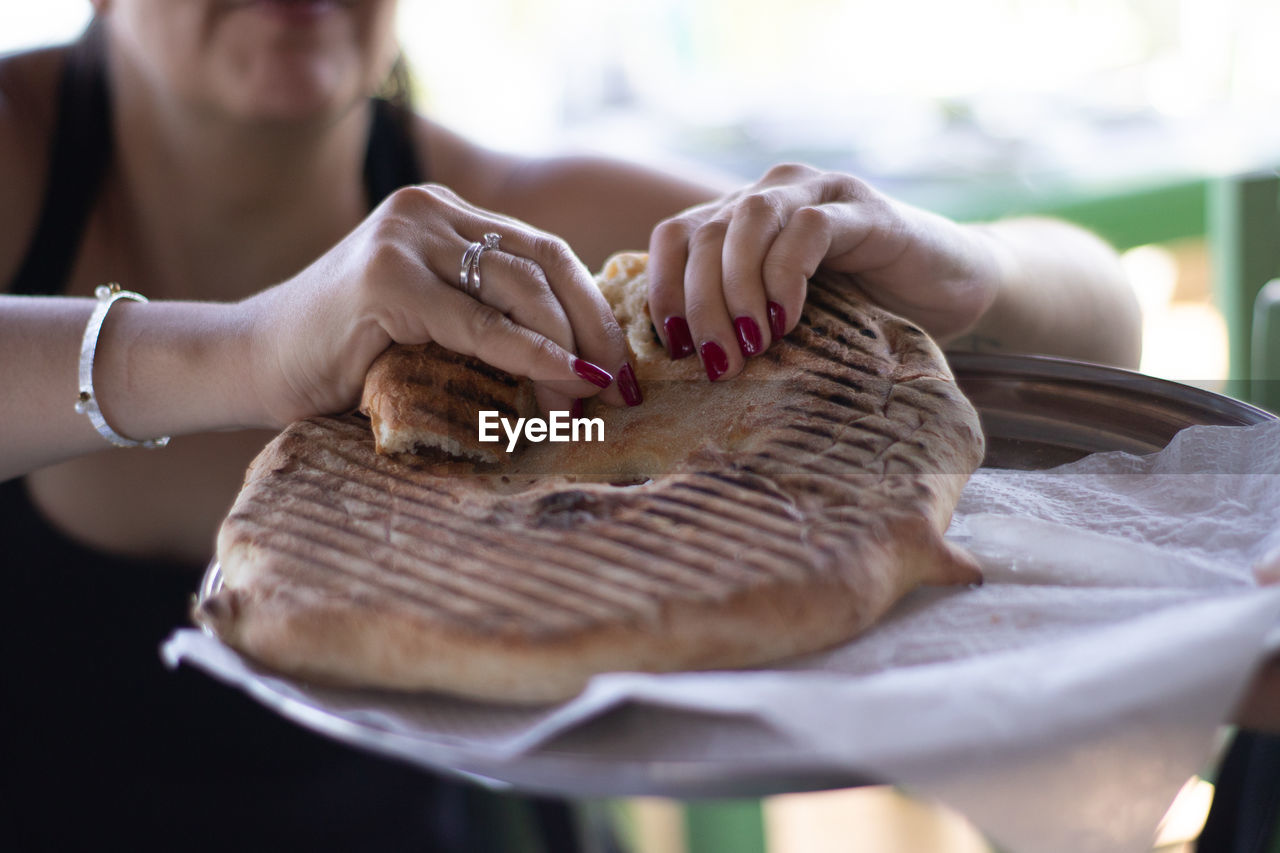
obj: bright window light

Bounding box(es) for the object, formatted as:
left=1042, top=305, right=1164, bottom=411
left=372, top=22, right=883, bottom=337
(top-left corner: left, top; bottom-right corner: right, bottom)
left=5, top=3, right=1279, bottom=186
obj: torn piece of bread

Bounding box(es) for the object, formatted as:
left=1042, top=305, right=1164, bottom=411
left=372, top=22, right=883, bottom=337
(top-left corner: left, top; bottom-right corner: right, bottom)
left=360, top=343, right=534, bottom=464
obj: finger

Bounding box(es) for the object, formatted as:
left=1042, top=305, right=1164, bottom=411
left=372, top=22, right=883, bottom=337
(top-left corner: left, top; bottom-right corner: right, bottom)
left=647, top=217, right=698, bottom=360
left=497, top=228, right=637, bottom=407
left=683, top=220, right=741, bottom=381
left=763, top=204, right=842, bottom=337
left=462, top=247, right=576, bottom=354
left=721, top=187, right=804, bottom=356
left=401, top=186, right=634, bottom=406
left=411, top=185, right=634, bottom=405
left=423, top=281, right=615, bottom=402
left=534, top=384, right=578, bottom=418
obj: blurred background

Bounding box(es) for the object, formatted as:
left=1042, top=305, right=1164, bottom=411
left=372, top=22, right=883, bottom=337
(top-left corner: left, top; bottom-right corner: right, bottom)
left=5, top=1, right=1278, bottom=849
left=7, top=0, right=1280, bottom=396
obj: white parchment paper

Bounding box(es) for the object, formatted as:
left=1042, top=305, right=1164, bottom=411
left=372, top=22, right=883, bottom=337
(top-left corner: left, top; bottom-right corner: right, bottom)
left=164, top=421, right=1280, bottom=853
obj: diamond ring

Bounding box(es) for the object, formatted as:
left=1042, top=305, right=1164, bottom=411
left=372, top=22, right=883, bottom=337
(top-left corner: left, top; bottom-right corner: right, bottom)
left=459, top=232, right=501, bottom=296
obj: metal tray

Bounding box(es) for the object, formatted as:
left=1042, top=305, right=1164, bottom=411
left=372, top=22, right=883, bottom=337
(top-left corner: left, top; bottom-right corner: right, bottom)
left=191, top=353, right=1277, bottom=798
left=949, top=352, right=1275, bottom=469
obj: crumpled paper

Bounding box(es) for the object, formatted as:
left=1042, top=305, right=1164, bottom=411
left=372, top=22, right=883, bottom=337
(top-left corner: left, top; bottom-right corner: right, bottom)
left=164, top=421, right=1280, bottom=853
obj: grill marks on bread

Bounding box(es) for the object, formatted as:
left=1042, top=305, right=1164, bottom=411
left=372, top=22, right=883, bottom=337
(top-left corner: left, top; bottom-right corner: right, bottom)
left=200, top=253, right=984, bottom=703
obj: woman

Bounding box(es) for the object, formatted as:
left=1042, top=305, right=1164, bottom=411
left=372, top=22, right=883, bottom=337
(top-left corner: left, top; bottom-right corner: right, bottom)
left=0, top=0, right=1140, bottom=848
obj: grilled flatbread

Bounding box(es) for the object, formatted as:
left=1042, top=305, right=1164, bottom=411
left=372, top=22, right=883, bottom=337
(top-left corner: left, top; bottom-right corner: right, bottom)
left=197, top=253, right=985, bottom=704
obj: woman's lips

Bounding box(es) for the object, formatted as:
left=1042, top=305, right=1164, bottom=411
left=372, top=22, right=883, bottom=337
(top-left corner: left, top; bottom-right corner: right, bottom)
left=231, top=0, right=353, bottom=23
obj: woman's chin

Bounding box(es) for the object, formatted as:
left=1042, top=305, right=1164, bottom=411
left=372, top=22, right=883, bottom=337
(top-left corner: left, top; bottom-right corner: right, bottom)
left=210, top=1, right=372, bottom=123
left=220, top=61, right=364, bottom=125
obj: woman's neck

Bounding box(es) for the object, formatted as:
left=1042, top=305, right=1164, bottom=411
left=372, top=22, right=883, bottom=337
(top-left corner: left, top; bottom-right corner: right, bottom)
left=103, top=41, right=370, bottom=300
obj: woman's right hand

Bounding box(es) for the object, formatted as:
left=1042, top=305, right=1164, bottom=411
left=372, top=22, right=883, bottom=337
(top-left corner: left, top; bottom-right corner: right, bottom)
left=241, top=183, right=639, bottom=428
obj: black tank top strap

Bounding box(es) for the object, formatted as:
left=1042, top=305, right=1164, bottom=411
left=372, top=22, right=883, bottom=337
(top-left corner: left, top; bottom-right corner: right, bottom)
left=363, top=96, right=425, bottom=206
left=8, top=24, right=112, bottom=297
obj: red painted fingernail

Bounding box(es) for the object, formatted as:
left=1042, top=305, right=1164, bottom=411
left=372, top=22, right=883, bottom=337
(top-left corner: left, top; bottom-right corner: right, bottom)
left=663, top=316, right=695, bottom=359
left=617, top=363, right=643, bottom=407
left=573, top=358, right=613, bottom=389
left=767, top=301, right=787, bottom=341
left=700, top=341, right=729, bottom=381
left=734, top=316, right=763, bottom=357
left=570, top=398, right=584, bottom=420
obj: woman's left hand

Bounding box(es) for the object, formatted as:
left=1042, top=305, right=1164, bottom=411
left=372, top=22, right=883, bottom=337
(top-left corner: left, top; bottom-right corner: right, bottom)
left=646, top=163, right=1001, bottom=381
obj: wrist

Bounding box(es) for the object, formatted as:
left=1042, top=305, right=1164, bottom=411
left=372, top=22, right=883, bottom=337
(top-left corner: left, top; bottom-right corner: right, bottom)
left=236, top=285, right=328, bottom=430
left=231, top=291, right=289, bottom=429
left=222, top=298, right=280, bottom=430
left=94, top=298, right=267, bottom=440
left=75, top=285, right=171, bottom=448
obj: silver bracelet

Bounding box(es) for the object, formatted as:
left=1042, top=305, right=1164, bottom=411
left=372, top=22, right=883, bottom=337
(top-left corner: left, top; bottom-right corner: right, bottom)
left=74, top=283, right=171, bottom=449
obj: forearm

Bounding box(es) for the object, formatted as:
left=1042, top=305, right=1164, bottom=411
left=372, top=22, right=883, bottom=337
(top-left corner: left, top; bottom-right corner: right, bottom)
left=0, top=295, right=263, bottom=481
left=949, top=218, right=1142, bottom=368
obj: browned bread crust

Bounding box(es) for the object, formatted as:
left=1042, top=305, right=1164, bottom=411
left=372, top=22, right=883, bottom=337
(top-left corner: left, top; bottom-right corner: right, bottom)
left=360, top=344, right=534, bottom=464
left=198, top=253, right=985, bottom=704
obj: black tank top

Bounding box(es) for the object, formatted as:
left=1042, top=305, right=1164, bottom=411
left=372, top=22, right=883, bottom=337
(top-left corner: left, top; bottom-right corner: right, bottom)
left=0, top=26, right=581, bottom=852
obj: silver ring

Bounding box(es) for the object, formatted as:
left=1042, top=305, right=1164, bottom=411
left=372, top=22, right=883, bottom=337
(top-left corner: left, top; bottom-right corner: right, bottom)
left=459, top=232, right=501, bottom=296
left=459, top=241, right=483, bottom=293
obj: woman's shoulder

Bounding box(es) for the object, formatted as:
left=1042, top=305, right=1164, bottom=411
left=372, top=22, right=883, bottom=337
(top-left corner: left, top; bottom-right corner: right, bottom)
left=405, top=110, right=522, bottom=208
left=0, top=45, right=67, bottom=291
